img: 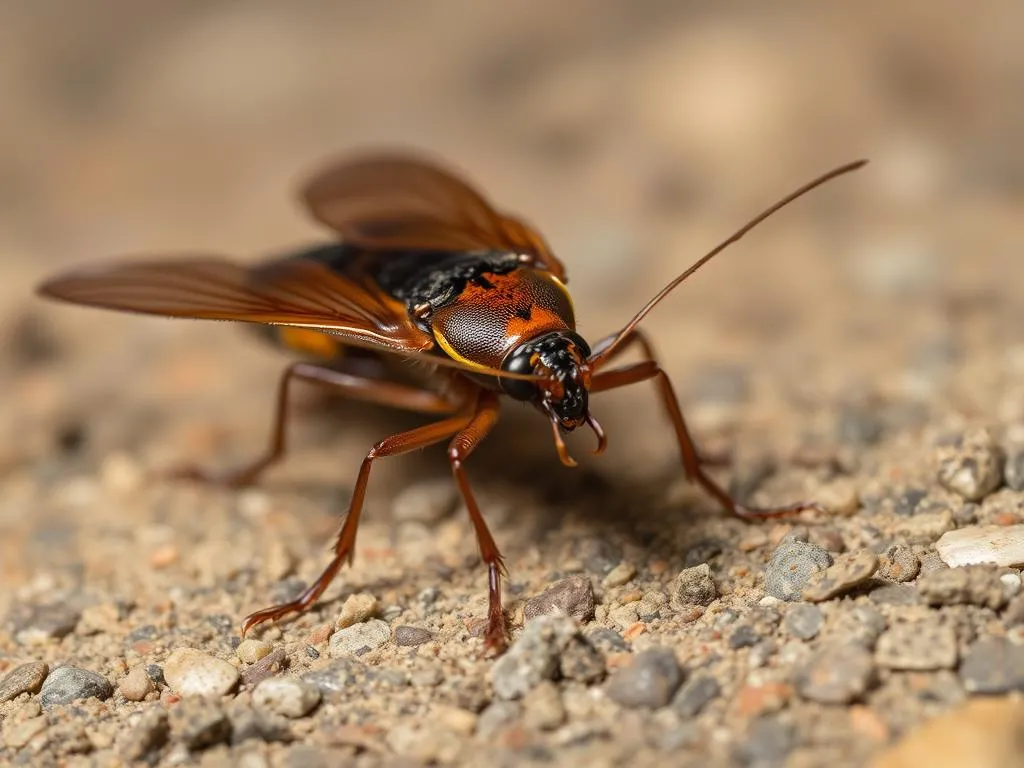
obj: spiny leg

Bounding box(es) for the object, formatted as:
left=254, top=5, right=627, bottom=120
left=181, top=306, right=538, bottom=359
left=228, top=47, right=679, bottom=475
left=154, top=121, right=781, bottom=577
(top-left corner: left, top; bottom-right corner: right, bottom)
left=242, top=392, right=480, bottom=634
left=445, top=391, right=506, bottom=652
left=591, top=351, right=823, bottom=520
left=169, top=361, right=458, bottom=488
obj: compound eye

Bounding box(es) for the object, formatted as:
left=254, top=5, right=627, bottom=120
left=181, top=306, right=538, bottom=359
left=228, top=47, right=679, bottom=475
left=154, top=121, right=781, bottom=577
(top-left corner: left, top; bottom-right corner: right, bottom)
left=500, top=346, right=537, bottom=401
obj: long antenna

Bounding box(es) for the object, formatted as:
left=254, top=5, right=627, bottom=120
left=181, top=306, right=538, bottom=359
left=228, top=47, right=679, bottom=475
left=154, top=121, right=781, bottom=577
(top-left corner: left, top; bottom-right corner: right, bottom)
left=588, top=159, right=868, bottom=369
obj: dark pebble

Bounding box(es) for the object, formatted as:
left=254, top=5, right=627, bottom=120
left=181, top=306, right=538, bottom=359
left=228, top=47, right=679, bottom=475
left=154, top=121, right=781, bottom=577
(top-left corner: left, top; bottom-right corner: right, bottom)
left=39, top=665, right=113, bottom=709
left=119, top=708, right=170, bottom=761
left=575, top=538, right=622, bottom=575
left=14, top=602, right=81, bottom=641
left=672, top=674, right=721, bottom=718
left=240, top=647, right=288, bottom=688
left=127, top=625, right=160, bottom=645
left=672, top=563, right=718, bottom=608
left=394, top=626, right=434, bottom=647
left=305, top=646, right=320, bottom=659
left=523, top=576, right=595, bottom=623
left=169, top=698, right=231, bottom=750
left=793, top=643, right=875, bottom=704
left=892, top=488, right=927, bottom=516
left=763, top=540, right=833, bottom=601
left=1005, top=448, right=1024, bottom=491
left=604, top=648, right=682, bottom=709
left=583, top=626, right=628, bottom=653
left=146, top=664, right=165, bottom=685
left=0, top=661, right=49, bottom=703
left=959, top=636, right=1024, bottom=693
left=728, top=625, right=761, bottom=649
left=683, top=539, right=724, bottom=568
left=733, top=717, right=796, bottom=767
left=784, top=604, right=823, bottom=640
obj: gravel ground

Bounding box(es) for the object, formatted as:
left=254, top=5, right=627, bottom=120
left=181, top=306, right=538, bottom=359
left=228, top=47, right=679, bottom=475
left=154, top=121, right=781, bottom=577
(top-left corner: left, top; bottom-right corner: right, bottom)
left=4, top=3, right=1024, bottom=767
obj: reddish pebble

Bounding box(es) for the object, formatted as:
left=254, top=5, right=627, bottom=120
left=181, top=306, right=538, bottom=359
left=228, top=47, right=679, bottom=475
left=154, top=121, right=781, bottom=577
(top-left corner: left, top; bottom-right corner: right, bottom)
left=623, top=622, right=647, bottom=641
left=734, top=682, right=793, bottom=717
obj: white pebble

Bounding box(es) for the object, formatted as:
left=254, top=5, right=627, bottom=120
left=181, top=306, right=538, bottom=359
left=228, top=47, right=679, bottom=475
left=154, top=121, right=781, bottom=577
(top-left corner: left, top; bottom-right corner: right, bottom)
left=329, top=619, right=391, bottom=657
left=163, top=648, right=240, bottom=698
left=936, top=525, right=1024, bottom=568
left=236, top=639, right=273, bottom=665
left=252, top=676, right=321, bottom=718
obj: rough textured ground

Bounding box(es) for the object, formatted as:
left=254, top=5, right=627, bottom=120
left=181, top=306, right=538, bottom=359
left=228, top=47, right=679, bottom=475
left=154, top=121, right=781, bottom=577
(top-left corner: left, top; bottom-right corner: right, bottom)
left=3, top=2, right=1024, bottom=767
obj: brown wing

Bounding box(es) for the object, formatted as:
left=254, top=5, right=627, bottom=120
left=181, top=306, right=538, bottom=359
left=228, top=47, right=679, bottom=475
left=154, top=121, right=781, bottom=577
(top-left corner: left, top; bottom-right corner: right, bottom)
left=301, top=152, right=567, bottom=280
left=36, top=255, right=434, bottom=354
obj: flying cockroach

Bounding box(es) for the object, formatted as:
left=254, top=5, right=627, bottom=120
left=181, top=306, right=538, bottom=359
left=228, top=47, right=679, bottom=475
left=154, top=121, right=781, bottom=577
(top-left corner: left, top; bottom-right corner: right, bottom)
left=36, top=152, right=866, bottom=651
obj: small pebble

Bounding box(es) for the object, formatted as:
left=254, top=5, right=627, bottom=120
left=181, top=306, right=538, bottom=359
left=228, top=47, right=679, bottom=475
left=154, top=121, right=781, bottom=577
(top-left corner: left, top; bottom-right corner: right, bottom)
left=609, top=603, right=639, bottom=630
left=490, top=614, right=578, bottom=700
left=602, top=562, right=637, bottom=588
left=240, top=647, right=287, bottom=688
left=671, top=562, right=717, bottom=609
left=802, top=550, right=879, bottom=602
left=0, top=661, right=49, bottom=703
left=871, top=697, right=1024, bottom=768
left=301, top=658, right=366, bottom=699
left=39, top=665, right=113, bottom=709
left=728, top=625, right=761, bottom=649
left=763, top=540, right=834, bottom=601
left=917, top=564, right=1008, bottom=609
left=784, top=604, right=824, bottom=640
left=476, top=701, right=522, bottom=738
left=13, top=602, right=81, bottom=644
left=959, top=636, right=1024, bottom=693
left=163, top=648, right=240, bottom=698
left=392, top=478, right=459, bottom=523
left=603, top=647, right=682, bottom=709
left=523, top=576, right=596, bottom=622
left=733, top=717, right=796, bottom=767
left=236, top=639, right=273, bottom=664
left=637, top=590, right=668, bottom=621
left=672, top=674, right=721, bottom=718
left=119, top=666, right=155, bottom=702
left=252, top=676, right=321, bottom=718
left=168, top=698, right=231, bottom=750
left=815, top=478, right=861, bottom=516
left=826, top=605, right=887, bottom=649
left=936, top=525, right=1024, bottom=568
left=336, top=593, right=379, bottom=629
left=875, top=619, right=958, bottom=670
left=935, top=427, right=1003, bottom=501
left=119, top=707, right=170, bottom=761
left=1005, top=448, right=1024, bottom=491
left=793, top=643, right=875, bottom=704
left=329, top=619, right=391, bottom=657
left=394, top=625, right=434, bottom=647
left=876, top=544, right=920, bottom=582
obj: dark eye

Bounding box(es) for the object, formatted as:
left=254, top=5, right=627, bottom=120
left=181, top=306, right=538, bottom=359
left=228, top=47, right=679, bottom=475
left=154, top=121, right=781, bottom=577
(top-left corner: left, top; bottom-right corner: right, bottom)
left=500, top=345, right=537, bottom=401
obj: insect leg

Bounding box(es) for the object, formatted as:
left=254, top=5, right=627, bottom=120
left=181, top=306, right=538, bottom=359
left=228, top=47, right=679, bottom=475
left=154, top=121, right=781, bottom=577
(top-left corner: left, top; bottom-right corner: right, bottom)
left=445, top=391, right=506, bottom=652
left=169, top=361, right=459, bottom=488
left=591, top=358, right=823, bottom=520
left=242, top=391, right=480, bottom=635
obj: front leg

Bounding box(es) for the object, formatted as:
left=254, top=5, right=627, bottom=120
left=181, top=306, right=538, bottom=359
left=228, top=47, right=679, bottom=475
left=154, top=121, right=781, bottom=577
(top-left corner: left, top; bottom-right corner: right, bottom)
left=591, top=355, right=823, bottom=520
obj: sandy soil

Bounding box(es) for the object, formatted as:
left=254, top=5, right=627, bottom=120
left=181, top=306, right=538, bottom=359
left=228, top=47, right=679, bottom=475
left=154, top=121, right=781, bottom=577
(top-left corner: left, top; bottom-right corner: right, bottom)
left=3, top=2, right=1024, bottom=766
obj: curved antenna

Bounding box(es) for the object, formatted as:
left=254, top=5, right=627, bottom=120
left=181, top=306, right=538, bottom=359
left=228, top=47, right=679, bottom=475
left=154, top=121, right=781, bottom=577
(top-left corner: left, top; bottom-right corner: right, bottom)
left=588, top=159, right=868, bottom=369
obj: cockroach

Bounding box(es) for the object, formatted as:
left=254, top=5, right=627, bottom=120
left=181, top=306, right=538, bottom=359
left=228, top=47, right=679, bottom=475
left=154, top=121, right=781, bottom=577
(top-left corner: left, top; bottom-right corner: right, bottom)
left=36, top=151, right=866, bottom=651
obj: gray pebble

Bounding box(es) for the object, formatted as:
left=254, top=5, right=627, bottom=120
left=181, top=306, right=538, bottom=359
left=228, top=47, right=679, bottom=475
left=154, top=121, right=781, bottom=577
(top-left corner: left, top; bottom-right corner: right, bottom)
left=917, top=564, right=1009, bottom=610
left=671, top=563, right=718, bottom=608
left=13, top=602, right=81, bottom=643
left=959, top=636, right=1024, bottom=693
left=559, top=635, right=606, bottom=684
left=876, top=544, right=921, bottom=582
left=733, top=717, right=796, bottom=767
left=119, top=707, right=170, bottom=762
left=169, top=698, right=231, bottom=750
left=672, top=674, right=721, bottom=718
left=637, top=590, right=668, bottom=621
left=301, top=658, right=367, bottom=699
left=802, top=550, right=879, bottom=602
left=39, top=665, right=113, bottom=709
left=784, top=604, right=824, bottom=640
left=240, top=647, right=287, bottom=689
left=728, top=625, right=761, bottom=649
left=764, top=540, right=834, bottom=601
left=826, top=605, right=887, bottom=649
left=868, top=583, right=922, bottom=607
left=328, top=618, right=391, bottom=657
left=1005, top=448, right=1024, bottom=491
left=0, top=661, right=49, bottom=703
left=227, top=702, right=291, bottom=745
left=603, top=648, right=682, bottom=709
left=793, top=643, right=875, bottom=704
left=252, top=676, right=321, bottom=718
left=476, top=701, right=522, bottom=738
left=935, top=428, right=1003, bottom=501
left=583, top=626, right=628, bottom=653
left=875, top=619, right=958, bottom=670
left=491, top=614, right=578, bottom=700
left=394, top=625, right=434, bottom=647
left=523, top=576, right=595, bottom=623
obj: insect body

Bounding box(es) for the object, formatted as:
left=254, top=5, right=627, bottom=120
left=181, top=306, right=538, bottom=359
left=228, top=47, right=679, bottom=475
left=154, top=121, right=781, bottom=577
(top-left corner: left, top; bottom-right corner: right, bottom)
left=37, top=152, right=866, bottom=651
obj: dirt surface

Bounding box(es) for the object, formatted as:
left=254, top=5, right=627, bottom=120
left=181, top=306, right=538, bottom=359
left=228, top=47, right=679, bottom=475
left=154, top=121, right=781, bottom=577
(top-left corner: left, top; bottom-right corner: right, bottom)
left=3, top=2, right=1024, bottom=767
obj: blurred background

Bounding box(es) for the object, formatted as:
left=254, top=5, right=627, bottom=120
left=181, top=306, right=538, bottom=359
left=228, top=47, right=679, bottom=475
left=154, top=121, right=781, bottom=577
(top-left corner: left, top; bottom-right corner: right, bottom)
left=2, top=0, right=1024, bottom=570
